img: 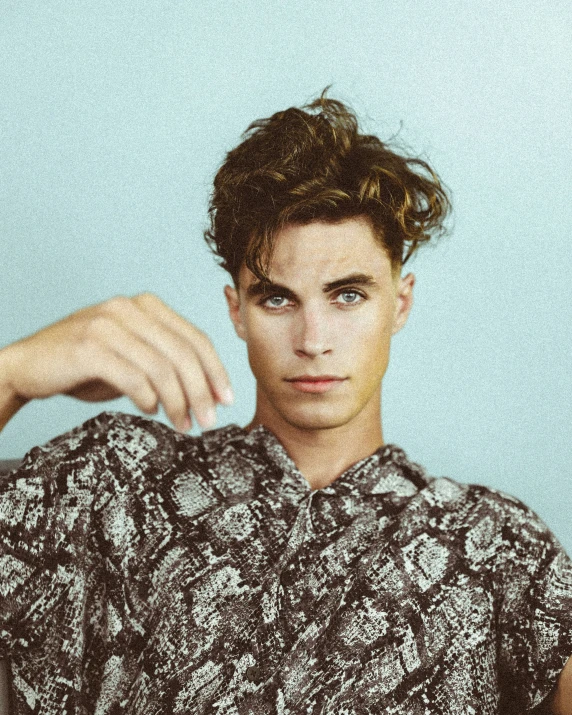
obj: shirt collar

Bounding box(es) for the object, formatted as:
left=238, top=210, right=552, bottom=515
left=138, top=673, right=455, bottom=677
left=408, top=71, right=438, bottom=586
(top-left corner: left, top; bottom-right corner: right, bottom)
left=208, top=423, right=430, bottom=501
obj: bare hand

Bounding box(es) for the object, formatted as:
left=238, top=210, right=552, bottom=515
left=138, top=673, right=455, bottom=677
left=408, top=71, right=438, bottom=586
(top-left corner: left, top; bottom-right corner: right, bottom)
left=0, top=293, right=234, bottom=432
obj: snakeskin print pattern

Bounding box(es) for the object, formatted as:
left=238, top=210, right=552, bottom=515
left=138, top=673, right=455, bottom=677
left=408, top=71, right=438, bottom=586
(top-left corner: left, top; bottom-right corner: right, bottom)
left=0, top=411, right=571, bottom=714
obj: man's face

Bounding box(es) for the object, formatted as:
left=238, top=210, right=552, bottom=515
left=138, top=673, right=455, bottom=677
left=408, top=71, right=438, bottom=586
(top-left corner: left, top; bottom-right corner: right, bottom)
left=224, top=216, right=414, bottom=432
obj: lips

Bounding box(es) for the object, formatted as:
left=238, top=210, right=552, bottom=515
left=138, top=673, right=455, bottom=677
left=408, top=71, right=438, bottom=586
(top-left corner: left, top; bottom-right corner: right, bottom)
left=286, top=375, right=344, bottom=382
left=285, top=375, right=347, bottom=394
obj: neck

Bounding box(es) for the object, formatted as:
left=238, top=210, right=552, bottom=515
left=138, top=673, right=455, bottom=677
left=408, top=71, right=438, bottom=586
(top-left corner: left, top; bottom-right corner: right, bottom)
left=245, top=391, right=384, bottom=490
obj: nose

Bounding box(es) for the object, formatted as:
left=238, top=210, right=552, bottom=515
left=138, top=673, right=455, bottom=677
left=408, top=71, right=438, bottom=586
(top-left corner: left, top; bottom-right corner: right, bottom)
left=294, top=305, right=332, bottom=358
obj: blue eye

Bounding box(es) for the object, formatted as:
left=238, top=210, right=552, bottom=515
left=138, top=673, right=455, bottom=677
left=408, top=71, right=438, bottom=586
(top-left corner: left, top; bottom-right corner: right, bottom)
left=263, top=295, right=288, bottom=308
left=336, top=290, right=363, bottom=304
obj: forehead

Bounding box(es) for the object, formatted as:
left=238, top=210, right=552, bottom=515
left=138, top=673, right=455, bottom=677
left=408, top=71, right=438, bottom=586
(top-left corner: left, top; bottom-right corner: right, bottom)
left=242, top=216, right=392, bottom=286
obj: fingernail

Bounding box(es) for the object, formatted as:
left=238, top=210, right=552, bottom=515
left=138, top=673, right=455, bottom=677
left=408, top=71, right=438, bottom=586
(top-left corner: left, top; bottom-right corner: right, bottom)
left=179, top=416, right=192, bottom=433
left=219, top=386, right=234, bottom=406
left=201, top=408, right=217, bottom=429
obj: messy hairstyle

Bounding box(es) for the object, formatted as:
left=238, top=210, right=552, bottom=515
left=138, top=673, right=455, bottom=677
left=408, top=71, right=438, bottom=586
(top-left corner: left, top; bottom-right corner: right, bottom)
left=204, top=89, right=451, bottom=286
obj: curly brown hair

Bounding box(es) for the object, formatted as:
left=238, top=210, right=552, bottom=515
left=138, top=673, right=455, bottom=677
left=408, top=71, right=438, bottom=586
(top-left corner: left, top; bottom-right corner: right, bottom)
left=204, top=89, right=451, bottom=286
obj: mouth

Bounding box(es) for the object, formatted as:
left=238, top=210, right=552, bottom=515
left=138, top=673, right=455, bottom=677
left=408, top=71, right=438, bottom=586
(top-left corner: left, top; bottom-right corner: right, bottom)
left=285, top=375, right=347, bottom=394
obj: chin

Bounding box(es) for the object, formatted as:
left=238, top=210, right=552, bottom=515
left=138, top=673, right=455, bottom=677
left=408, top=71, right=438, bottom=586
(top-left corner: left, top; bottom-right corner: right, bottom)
left=277, top=403, right=358, bottom=431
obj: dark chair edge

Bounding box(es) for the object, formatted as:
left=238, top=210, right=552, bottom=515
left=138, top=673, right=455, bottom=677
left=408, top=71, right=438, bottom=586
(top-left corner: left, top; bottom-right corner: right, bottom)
left=0, top=459, right=23, bottom=474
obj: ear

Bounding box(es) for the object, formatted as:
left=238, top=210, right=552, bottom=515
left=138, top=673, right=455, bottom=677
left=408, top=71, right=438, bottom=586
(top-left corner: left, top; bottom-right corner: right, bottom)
left=224, top=284, right=247, bottom=341
left=392, top=272, right=415, bottom=335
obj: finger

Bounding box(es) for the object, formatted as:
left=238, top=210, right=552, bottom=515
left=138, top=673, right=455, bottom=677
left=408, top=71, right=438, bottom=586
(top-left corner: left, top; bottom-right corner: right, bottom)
left=99, top=296, right=225, bottom=423
left=86, top=315, right=201, bottom=431
left=133, top=293, right=234, bottom=405
left=176, top=357, right=217, bottom=429
left=105, top=320, right=216, bottom=430
left=76, top=343, right=160, bottom=418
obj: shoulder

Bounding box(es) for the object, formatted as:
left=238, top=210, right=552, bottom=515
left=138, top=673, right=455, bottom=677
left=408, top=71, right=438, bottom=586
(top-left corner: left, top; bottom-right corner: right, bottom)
left=413, top=473, right=565, bottom=573
left=422, top=474, right=547, bottom=529
left=20, top=409, right=242, bottom=466
left=11, top=411, right=248, bottom=504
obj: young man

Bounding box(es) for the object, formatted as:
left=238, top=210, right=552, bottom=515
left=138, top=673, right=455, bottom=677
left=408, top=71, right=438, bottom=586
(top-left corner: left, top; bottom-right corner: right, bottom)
left=0, top=94, right=570, bottom=714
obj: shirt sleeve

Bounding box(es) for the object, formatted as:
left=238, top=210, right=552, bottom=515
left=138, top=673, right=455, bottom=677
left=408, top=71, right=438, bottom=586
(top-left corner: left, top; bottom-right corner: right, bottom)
left=0, top=410, right=180, bottom=709
left=0, top=412, right=112, bottom=658
left=494, top=491, right=572, bottom=713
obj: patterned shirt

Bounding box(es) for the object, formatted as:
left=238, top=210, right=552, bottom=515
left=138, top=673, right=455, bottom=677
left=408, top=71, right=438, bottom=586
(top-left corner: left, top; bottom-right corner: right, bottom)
left=0, top=410, right=571, bottom=714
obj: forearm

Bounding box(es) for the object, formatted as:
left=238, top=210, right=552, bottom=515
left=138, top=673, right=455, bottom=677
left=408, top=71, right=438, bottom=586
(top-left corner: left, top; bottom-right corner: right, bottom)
left=0, top=347, right=28, bottom=432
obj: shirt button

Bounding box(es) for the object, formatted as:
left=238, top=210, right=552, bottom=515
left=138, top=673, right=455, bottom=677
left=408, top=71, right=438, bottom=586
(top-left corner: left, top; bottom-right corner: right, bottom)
left=281, top=571, right=293, bottom=586
left=245, top=665, right=265, bottom=683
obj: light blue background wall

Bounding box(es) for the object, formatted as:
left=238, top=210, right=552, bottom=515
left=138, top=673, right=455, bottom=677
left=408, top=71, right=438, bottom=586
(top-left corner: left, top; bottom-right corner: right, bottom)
left=1, top=1, right=571, bottom=551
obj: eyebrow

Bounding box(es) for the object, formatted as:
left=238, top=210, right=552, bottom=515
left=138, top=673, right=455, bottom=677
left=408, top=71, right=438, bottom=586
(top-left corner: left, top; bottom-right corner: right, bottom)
left=245, top=272, right=379, bottom=300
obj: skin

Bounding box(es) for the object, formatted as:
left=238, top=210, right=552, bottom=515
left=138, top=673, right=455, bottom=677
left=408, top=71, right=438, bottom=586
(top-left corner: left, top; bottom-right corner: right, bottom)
left=0, top=293, right=233, bottom=433
left=0, top=213, right=569, bottom=709
left=552, top=660, right=572, bottom=715
left=224, top=215, right=415, bottom=490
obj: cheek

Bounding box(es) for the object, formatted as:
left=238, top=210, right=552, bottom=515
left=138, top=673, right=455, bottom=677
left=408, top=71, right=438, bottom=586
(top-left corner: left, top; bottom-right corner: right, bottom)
left=341, top=311, right=393, bottom=353
left=343, top=318, right=393, bottom=389
left=244, top=321, right=289, bottom=376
